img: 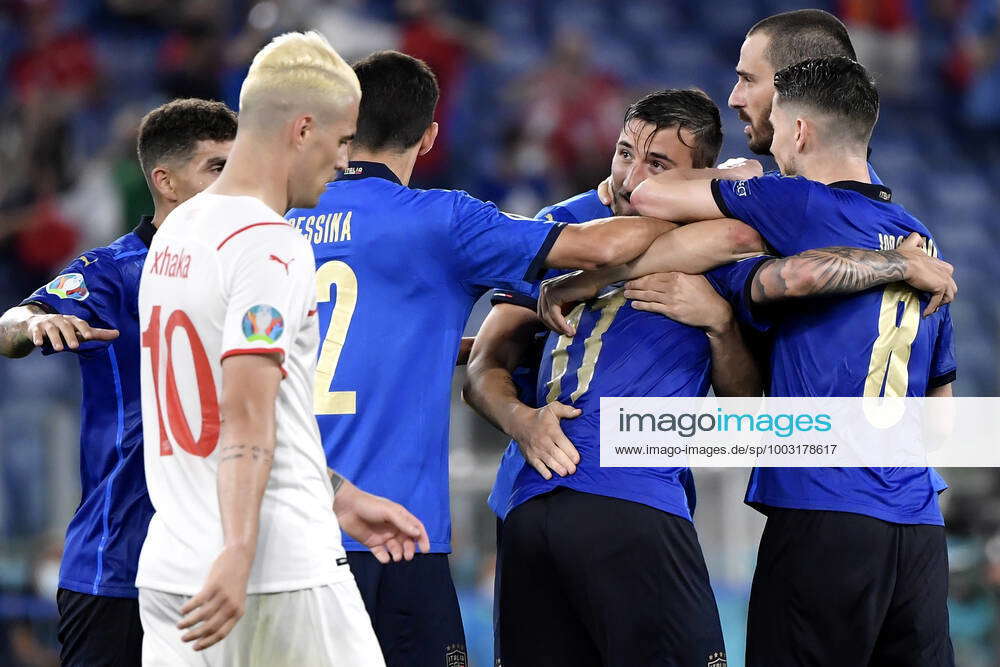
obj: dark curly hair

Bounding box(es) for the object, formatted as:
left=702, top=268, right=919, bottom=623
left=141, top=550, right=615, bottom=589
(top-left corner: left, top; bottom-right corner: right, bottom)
left=774, top=56, right=878, bottom=145
left=137, top=98, right=238, bottom=176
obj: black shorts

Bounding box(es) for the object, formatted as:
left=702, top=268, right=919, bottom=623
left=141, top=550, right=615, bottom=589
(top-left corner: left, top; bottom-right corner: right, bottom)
left=57, top=588, right=142, bottom=667
left=348, top=551, right=467, bottom=667
left=499, top=488, right=726, bottom=667
left=747, top=508, right=954, bottom=667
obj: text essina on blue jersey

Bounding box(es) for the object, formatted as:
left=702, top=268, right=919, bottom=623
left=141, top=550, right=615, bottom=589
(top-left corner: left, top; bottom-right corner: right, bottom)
left=286, top=161, right=565, bottom=552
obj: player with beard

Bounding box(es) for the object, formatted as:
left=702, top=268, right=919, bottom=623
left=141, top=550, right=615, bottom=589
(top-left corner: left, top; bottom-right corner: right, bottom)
left=538, top=57, right=957, bottom=667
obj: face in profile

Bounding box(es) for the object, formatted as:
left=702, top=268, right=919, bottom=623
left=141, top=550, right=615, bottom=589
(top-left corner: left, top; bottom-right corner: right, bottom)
left=610, top=118, right=697, bottom=215
left=766, top=96, right=796, bottom=176
left=168, top=140, right=233, bottom=203
left=289, top=98, right=359, bottom=210
left=729, top=33, right=777, bottom=155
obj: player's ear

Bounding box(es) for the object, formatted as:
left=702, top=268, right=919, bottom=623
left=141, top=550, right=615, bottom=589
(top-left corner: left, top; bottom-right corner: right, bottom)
left=149, top=166, right=177, bottom=203
left=292, top=114, right=313, bottom=149
left=794, top=118, right=808, bottom=153
left=418, top=122, right=439, bottom=157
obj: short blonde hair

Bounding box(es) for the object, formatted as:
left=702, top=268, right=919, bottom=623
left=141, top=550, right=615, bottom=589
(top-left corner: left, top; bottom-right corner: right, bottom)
left=239, top=31, right=360, bottom=123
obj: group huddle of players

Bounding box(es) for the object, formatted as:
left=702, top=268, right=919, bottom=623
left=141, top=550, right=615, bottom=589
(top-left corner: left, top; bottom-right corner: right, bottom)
left=0, top=7, right=961, bottom=667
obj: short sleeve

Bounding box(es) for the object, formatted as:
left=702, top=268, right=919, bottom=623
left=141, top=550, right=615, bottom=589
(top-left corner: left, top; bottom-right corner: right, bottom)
left=534, top=203, right=579, bottom=223
left=490, top=288, right=539, bottom=311
left=22, top=252, right=121, bottom=355
left=219, top=227, right=313, bottom=374
left=704, top=256, right=774, bottom=333
left=488, top=202, right=581, bottom=310
left=929, top=305, right=956, bottom=388
left=710, top=174, right=813, bottom=255
left=450, top=192, right=566, bottom=295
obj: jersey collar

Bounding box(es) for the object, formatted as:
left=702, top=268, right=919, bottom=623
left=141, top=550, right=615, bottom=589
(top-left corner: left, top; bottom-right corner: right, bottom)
left=828, top=180, right=893, bottom=203
left=339, top=161, right=402, bottom=185
left=133, top=215, right=156, bottom=248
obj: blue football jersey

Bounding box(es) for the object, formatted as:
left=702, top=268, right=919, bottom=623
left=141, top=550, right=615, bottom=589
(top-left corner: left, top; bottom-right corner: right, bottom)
left=536, top=189, right=613, bottom=224
left=709, top=175, right=956, bottom=525
left=502, top=286, right=712, bottom=520
left=487, top=190, right=611, bottom=519
left=22, top=218, right=157, bottom=598
left=285, top=162, right=564, bottom=552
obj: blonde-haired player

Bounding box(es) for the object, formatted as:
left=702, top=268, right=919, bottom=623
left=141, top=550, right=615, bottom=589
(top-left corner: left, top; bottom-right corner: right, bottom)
left=136, top=31, right=420, bottom=666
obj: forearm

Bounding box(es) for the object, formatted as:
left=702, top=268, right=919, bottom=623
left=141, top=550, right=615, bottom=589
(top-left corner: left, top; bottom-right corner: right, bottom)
left=463, top=364, right=532, bottom=438
left=547, top=217, right=677, bottom=272
left=614, top=219, right=765, bottom=280
left=707, top=321, right=763, bottom=397
left=751, top=247, right=908, bottom=303
left=598, top=217, right=679, bottom=269
left=630, top=177, right=723, bottom=223
left=216, top=416, right=275, bottom=555
left=538, top=219, right=764, bottom=305
left=0, top=305, right=42, bottom=358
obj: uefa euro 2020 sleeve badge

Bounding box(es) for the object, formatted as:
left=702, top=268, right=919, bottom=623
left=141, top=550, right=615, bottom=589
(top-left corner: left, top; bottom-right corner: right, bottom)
left=46, top=273, right=89, bottom=301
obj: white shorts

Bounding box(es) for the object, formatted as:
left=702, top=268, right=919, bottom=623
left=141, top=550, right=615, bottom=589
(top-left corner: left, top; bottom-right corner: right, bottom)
left=139, top=581, right=384, bottom=667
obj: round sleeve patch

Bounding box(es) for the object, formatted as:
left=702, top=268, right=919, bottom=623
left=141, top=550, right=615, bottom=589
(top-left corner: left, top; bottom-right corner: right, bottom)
left=45, top=273, right=89, bottom=301
left=242, top=305, right=284, bottom=343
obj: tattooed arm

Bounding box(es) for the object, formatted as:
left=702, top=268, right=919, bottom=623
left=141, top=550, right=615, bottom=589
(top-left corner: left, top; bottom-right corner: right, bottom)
left=178, top=353, right=282, bottom=651
left=751, top=233, right=957, bottom=316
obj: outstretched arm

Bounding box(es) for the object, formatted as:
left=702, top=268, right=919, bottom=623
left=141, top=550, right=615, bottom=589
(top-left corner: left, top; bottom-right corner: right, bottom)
left=629, top=176, right=725, bottom=224
left=752, top=233, right=956, bottom=316
left=543, top=216, right=679, bottom=272
left=596, top=158, right=764, bottom=207
left=0, top=304, right=119, bottom=357
left=538, top=219, right=766, bottom=335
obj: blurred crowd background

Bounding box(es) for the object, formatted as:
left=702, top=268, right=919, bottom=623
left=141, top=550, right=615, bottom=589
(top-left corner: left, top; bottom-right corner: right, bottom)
left=0, top=0, right=998, bottom=665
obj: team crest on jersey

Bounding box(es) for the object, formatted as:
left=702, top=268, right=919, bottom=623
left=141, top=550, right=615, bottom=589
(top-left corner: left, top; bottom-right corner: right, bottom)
left=45, top=273, right=89, bottom=301
left=707, top=651, right=727, bottom=667
left=445, top=644, right=467, bottom=667
left=242, top=305, right=284, bottom=344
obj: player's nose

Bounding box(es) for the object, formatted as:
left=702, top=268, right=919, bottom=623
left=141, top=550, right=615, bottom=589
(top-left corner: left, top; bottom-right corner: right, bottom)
left=622, top=164, right=645, bottom=193
left=728, top=82, right=743, bottom=109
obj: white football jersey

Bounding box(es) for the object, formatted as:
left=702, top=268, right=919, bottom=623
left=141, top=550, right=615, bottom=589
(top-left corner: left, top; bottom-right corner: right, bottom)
left=136, top=192, right=350, bottom=595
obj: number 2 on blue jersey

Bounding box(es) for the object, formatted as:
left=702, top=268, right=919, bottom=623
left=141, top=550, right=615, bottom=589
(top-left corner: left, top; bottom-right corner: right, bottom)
left=314, top=260, right=358, bottom=414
